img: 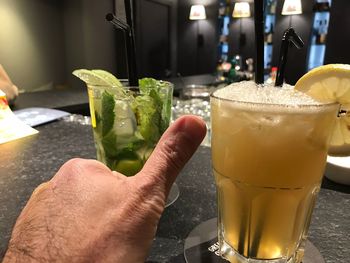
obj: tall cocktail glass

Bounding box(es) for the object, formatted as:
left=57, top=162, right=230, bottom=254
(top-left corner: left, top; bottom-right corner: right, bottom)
left=87, top=81, right=173, bottom=176
left=210, top=82, right=338, bottom=263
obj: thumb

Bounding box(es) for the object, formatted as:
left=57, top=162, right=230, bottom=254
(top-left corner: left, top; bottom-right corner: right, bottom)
left=137, top=115, right=207, bottom=194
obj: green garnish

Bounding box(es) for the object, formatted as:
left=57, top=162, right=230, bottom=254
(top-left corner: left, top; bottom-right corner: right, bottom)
left=101, top=131, right=118, bottom=157
left=101, top=91, right=115, bottom=136
left=115, top=159, right=143, bottom=176
left=73, top=69, right=172, bottom=176
left=132, top=94, right=161, bottom=143
left=138, top=78, right=172, bottom=135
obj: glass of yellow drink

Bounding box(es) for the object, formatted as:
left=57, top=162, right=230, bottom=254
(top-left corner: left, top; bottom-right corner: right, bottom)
left=210, top=81, right=339, bottom=263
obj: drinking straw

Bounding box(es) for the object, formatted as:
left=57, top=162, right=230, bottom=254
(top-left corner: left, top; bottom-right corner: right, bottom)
left=254, top=0, right=264, bottom=84
left=248, top=31, right=304, bottom=258
left=123, top=0, right=138, bottom=87
left=106, top=13, right=129, bottom=31
left=124, top=0, right=134, bottom=32
left=106, top=12, right=138, bottom=87
left=275, top=28, right=304, bottom=87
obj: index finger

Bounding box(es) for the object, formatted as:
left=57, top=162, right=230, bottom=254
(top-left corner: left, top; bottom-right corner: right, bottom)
left=137, top=115, right=207, bottom=193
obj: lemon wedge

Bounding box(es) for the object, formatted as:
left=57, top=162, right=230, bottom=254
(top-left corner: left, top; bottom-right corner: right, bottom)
left=295, top=64, right=350, bottom=155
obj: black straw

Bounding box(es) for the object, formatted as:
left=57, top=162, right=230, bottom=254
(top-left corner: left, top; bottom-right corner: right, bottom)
left=254, top=0, right=264, bottom=84
left=275, top=28, right=304, bottom=87
left=124, top=0, right=134, bottom=33
left=106, top=12, right=138, bottom=87
left=123, top=0, right=138, bottom=87
left=106, top=13, right=129, bottom=31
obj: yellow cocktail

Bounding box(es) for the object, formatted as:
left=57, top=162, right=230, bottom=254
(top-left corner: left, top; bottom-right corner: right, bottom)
left=211, top=81, right=338, bottom=262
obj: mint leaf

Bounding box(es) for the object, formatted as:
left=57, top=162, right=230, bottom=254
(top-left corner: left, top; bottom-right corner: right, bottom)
left=102, top=132, right=145, bottom=160
left=132, top=95, right=161, bottom=143
left=95, top=110, right=101, bottom=126
left=116, top=148, right=139, bottom=160
left=102, top=134, right=145, bottom=174
left=93, top=110, right=102, bottom=135
left=136, top=78, right=173, bottom=140
left=101, top=91, right=115, bottom=136
left=138, top=78, right=159, bottom=94
left=101, top=131, right=118, bottom=158
left=105, top=156, right=118, bottom=171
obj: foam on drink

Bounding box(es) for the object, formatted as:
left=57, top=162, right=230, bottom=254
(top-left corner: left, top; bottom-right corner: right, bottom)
left=213, top=81, right=324, bottom=110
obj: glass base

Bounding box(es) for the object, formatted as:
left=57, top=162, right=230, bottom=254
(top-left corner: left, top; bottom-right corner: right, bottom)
left=184, top=218, right=324, bottom=263
left=165, top=183, right=180, bottom=208
left=219, top=240, right=305, bottom=263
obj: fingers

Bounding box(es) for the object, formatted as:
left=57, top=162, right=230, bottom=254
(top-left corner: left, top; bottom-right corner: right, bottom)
left=137, top=115, right=207, bottom=193
left=0, top=64, right=12, bottom=82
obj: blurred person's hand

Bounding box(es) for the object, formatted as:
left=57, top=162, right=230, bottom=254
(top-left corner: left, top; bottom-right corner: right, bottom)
left=0, top=64, right=18, bottom=102
left=3, top=115, right=206, bottom=263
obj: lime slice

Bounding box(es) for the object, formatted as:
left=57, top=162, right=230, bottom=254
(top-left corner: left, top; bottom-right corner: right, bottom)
left=92, top=69, right=123, bottom=88
left=73, top=68, right=127, bottom=103
left=73, top=69, right=124, bottom=91
left=115, top=159, right=143, bottom=176
left=73, top=69, right=111, bottom=86
left=295, top=64, right=350, bottom=153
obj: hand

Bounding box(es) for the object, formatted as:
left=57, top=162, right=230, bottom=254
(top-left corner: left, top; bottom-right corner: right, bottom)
left=3, top=115, right=206, bottom=263
left=0, top=64, right=18, bottom=102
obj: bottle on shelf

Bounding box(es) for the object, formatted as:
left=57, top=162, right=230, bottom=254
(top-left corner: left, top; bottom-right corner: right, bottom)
left=267, top=0, right=277, bottom=15
left=264, top=23, right=274, bottom=45
left=316, top=20, right=328, bottom=44
left=266, top=67, right=277, bottom=84
left=218, top=2, right=226, bottom=16
left=227, top=58, right=240, bottom=83
left=313, top=1, right=331, bottom=12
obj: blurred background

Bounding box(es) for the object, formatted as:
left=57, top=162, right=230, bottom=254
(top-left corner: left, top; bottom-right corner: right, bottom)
left=0, top=0, right=349, bottom=93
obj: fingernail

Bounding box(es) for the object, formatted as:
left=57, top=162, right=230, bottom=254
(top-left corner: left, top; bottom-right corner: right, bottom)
left=177, top=115, right=207, bottom=138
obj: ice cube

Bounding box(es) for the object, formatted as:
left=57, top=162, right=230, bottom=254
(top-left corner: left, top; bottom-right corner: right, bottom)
left=115, top=100, right=133, bottom=118
left=114, top=100, right=136, bottom=136
left=115, top=119, right=136, bottom=136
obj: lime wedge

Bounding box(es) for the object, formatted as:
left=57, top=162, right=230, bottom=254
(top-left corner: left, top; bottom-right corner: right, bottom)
left=73, top=68, right=126, bottom=97
left=72, top=69, right=111, bottom=85
left=92, top=69, right=123, bottom=88
left=115, top=159, right=143, bottom=176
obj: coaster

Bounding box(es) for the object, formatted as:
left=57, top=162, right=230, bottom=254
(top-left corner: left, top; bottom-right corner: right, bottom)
left=184, top=218, right=325, bottom=263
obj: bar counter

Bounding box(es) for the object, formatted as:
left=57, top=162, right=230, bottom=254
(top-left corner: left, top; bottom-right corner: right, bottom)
left=0, top=118, right=349, bottom=262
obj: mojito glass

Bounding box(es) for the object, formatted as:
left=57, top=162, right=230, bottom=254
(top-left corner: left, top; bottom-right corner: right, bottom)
left=87, top=80, right=173, bottom=176
left=211, top=81, right=338, bottom=262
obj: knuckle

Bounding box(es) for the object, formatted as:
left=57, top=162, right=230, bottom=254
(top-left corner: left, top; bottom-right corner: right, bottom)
left=52, top=158, right=86, bottom=184
left=134, top=178, right=166, bottom=212
left=31, top=182, right=49, bottom=197
left=63, top=158, right=87, bottom=170
left=158, top=135, right=187, bottom=173
left=51, top=159, right=111, bottom=188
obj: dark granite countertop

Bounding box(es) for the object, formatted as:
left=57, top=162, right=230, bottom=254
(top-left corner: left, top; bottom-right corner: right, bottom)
left=0, top=119, right=349, bottom=262
left=12, top=88, right=90, bottom=115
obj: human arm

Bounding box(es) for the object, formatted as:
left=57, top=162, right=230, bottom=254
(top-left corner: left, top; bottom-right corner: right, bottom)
left=0, top=64, right=18, bottom=102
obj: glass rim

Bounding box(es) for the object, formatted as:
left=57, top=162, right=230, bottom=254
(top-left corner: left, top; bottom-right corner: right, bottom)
left=87, top=80, right=174, bottom=89
left=210, top=91, right=339, bottom=110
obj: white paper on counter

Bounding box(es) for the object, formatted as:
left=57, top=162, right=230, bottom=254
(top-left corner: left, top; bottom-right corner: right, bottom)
left=0, top=96, right=38, bottom=144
